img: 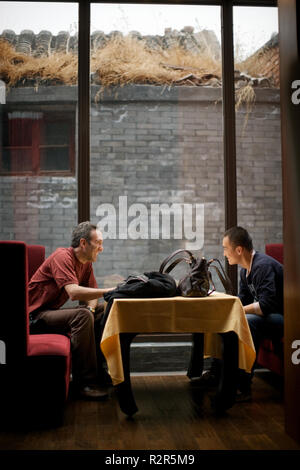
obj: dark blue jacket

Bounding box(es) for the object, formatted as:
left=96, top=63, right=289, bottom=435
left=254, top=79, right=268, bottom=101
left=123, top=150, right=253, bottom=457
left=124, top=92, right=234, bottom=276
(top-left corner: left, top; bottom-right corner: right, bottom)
left=239, top=251, right=284, bottom=316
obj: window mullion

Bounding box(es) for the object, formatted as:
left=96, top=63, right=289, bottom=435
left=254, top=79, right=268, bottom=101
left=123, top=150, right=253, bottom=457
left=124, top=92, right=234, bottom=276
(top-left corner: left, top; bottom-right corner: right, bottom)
left=221, top=0, right=238, bottom=293
left=78, top=0, right=91, bottom=223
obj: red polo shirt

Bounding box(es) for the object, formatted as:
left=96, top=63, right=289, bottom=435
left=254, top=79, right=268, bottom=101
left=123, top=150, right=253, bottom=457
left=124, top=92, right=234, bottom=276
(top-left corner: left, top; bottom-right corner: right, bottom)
left=28, top=247, right=98, bottom=315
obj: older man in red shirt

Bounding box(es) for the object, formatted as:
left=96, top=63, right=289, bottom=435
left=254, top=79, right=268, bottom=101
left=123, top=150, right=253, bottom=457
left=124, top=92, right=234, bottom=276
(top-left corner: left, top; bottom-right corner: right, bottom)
left=29, top=221, right=113, bottom=400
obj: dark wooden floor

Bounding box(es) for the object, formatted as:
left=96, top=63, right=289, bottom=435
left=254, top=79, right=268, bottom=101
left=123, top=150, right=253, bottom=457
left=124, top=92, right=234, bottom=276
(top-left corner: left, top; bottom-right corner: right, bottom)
left=0, top=370, right=299, bottom=451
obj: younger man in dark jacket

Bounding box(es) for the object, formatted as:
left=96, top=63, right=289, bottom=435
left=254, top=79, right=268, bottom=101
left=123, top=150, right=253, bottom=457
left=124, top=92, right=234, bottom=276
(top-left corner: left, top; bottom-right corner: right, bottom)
left=223, top=226, right=284, bottom=400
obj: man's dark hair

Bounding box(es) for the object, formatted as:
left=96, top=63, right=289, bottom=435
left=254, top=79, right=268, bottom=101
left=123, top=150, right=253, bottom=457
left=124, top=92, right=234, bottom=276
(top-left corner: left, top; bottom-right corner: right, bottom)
left=224, top=226, right=253, bottom=252
left=71, top=221, right=97, bottom=248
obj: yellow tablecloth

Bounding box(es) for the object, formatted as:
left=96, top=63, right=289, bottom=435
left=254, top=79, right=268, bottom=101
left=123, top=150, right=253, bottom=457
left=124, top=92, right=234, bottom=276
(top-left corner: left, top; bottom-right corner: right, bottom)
left=100, top=292, right=256, bottom=385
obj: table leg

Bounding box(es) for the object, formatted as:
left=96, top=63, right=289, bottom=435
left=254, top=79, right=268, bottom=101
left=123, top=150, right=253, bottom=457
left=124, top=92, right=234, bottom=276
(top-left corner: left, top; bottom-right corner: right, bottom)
left=212, top=331, right=238, bottom=412
left=115, top=333, right=138, bottom=416
left=187, top=333, right=204, bottom=379
left=115, top=331, right=238, bottom=415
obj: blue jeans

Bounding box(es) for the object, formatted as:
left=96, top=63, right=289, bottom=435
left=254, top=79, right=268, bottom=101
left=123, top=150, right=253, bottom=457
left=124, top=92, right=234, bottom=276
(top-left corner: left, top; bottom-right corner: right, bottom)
left=247, top=313, right=284, bottom=355
left=238, top=313, right=284, bottom=392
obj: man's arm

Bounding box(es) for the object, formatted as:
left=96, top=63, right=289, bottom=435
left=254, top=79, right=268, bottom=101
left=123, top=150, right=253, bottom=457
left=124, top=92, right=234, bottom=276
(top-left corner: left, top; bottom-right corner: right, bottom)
left=239, top=269, right=254, bottom=307
left=64, top=283, right=114, bottom=302
left=239, top=269, right=264, bottom=316
left=86, top=299, right=99, bottom=310
left=243, top=302, right=263, bottom=316
left=243, top=264, right=281, bottom=317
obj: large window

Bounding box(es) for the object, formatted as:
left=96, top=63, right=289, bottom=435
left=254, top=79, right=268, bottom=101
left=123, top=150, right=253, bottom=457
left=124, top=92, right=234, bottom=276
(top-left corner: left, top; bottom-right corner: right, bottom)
left=0, top=0, right=281, bottom=276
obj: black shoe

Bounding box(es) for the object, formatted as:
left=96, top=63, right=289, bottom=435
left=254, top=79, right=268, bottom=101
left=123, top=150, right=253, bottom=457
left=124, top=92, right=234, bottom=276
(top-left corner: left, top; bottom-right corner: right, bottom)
left=98, top=368, right=113, bottom=387
left=189, top=370, right=219, bottom=387
left=78, top=385, right=109, bottom=401
left=235, top=390, right=252, bottom=403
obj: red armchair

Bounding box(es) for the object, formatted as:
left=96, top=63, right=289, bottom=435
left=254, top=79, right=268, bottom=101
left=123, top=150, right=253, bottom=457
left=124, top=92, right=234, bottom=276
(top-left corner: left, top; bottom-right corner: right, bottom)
left=27, top=243, right=46, bottom=280
left=0, top=241, right=71, bottom=428
left=256, top=243, right=284, bottom=376
left=265, top=243, right=283, bottom=264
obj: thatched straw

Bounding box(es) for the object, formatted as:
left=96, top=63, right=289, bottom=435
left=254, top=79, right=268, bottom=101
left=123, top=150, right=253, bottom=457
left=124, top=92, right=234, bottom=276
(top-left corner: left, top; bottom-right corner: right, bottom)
left=91, top=35, right=221, bottom=87
left=235, top=83, right=256, bottom=134
left=237, top=46, right=277, bottom=84
left=0, top=35, right=259, bottom=122
left=0, top=39, right=77, bottom=87
left=0, top=35, right=221, bottom=89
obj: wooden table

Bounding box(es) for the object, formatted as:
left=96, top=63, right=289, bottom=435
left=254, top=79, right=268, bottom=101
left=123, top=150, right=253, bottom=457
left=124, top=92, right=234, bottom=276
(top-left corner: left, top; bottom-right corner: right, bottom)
left=100, top=292, right=256, bottom=416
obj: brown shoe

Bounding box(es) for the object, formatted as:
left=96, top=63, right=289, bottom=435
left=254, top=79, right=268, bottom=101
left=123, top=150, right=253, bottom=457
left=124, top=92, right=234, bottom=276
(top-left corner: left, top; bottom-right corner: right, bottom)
left=78, top=385, right=109, bottom=401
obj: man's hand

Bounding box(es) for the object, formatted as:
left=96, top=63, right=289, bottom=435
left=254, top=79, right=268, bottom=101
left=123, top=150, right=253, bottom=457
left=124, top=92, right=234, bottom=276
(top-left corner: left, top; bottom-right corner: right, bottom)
left=64, top=284, right=114, bottom=302
left=244, top=302, right=263, bottom=316
left=103, top=287, right=115, bottom=293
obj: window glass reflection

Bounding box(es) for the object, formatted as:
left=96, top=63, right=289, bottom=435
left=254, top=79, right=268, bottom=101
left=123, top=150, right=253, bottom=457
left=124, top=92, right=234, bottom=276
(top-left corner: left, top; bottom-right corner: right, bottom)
left=0, top=2, right=78, bottom=252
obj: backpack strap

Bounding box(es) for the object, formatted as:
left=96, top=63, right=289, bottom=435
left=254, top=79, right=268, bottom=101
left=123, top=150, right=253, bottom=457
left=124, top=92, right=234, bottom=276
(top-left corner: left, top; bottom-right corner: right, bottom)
left=162, top=257, right=192, bottom=274
left=207, top=258, right=234, bottom=295
left=207, top=270, right=216, bottom=296
left=159, top=249, right=195, bottom=274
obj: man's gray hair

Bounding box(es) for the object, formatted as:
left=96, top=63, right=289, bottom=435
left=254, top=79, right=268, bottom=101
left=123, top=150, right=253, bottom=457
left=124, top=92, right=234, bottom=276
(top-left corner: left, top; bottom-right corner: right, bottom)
left=71, top=221, right=97, bottom=248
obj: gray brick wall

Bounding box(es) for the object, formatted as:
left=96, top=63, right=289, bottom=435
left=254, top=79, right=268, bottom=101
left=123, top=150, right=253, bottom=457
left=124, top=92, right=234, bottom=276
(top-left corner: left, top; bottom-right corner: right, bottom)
left=0, top=175, right=77, bottom=257
left=0, top=85, right=282, bottom=290
left=236, top=98, right=282, bottom=248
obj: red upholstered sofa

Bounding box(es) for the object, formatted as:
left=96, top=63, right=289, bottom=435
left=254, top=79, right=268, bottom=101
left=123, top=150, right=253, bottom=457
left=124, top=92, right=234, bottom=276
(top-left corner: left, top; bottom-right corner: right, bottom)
left=0, top=241, right=71, bottom=428
left=256, top=243, right=284, bottom=376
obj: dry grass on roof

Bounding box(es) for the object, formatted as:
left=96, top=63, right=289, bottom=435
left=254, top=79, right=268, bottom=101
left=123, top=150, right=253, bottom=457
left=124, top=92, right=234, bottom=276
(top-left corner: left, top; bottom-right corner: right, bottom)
left=235, top=83, right=256, bottom=134
left=0, top=39, right=77, bottom=87
left=91, top=36, right=221, bottom=88
left=236, top=46, right=279, bottom=85
left=0, top=36, right=221, bottom=89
